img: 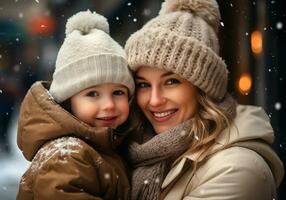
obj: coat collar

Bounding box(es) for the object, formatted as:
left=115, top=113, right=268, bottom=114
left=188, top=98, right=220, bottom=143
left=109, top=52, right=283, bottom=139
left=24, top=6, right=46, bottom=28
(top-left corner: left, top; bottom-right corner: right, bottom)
left=162, top=105, right=283, bottom=189
left=18, top=81, right=127, bottom=161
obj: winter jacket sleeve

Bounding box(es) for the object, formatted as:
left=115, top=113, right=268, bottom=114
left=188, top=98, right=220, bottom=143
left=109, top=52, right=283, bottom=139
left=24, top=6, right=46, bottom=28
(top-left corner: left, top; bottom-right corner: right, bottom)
left=183, top=147, right=277, bottom=200
left=17, top=138, right=127, bottom=200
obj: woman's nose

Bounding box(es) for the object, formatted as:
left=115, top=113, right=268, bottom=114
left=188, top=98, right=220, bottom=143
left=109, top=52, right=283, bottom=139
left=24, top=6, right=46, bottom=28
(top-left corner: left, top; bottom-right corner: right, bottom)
left=149, top=88, right=166, bottom=107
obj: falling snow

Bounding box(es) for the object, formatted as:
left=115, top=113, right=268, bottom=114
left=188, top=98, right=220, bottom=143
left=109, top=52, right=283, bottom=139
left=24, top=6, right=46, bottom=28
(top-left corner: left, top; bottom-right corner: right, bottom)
left=127, top=2, right=132, bottom=6
left=143, top=9, right=151, bottom=16
left=104, top=173, right=110, bottom=179
left=195, top=135, right=199, bottom=141
left=275, top=102, right=282, bottom=110
left=0, top=89, right=2, bottom=94
left=18, top=13, right=23, bottom=18
left=276, top=22, right=283, bottom=30
left=220, top=22, right=225, bottom=27
left=144, top=179, right=149, bottom=185
left=180, top=130, right=186, bottom=136
left=116, top=16, right=119, bottom=20
left=133, top=18, right=137, bottom=22
left=30, top=137, right=82, bottom=172
left=35, top=0, right=39, bottom=3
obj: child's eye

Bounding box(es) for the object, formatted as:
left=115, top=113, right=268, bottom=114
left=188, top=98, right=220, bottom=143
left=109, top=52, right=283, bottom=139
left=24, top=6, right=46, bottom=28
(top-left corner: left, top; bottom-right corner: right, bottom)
left=136, top=82, right=150, bottom=89
left=113, top=90, right=126, bottom=96
left=165, top=78, right=180, bottom=85
left=86, top=91, right=98, bottom=97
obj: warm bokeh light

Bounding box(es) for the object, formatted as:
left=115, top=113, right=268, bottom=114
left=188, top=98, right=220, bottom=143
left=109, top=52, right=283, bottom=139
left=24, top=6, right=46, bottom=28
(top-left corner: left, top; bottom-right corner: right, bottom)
left=238, top=73, right=252, bottom=94
left=251, top=31, right=263, bottom=55
left=28, top=16, right=56, bottom=35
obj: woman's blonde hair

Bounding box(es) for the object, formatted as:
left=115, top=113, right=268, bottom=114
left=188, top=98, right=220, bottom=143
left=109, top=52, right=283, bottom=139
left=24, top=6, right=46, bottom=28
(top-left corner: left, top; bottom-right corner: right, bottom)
left=188, top=90, right=236, bottom=163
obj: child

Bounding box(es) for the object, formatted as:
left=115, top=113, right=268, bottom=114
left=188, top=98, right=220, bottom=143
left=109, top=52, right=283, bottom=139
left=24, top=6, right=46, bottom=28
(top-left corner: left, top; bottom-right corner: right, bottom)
left=17, top=10, right=134, bottom=200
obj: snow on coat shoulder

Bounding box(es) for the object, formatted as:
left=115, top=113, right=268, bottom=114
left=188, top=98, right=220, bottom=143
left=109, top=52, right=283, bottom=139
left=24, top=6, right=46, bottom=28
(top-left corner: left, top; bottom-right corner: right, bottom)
left=30, top=137, right=83, bottom=172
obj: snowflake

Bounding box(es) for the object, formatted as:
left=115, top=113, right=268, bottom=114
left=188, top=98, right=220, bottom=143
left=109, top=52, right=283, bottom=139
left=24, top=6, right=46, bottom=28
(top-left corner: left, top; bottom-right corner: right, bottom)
left=116, top=16, right=119, bottom=20
left=143, top=179, right=149, bottom=184
left=133, top=18, right=137, bottom=22
left=220, top=22, right=224, bottom=27
left=104, top=173, right=110, bottom=179
left=180, top=130, right=186, bottom=136
left=274, top=102, right=282, bottom=110
left=127, top=2, right=132, bottom=6
left=143, top=9, right=151, bottom=16
left=195, top=135, right=199, bottom=141
left=276, top=22, right=283, bottom=30
left=30, top=137, right=82, bottom=172
left=46, top=90, right=55, bottom=101
left=19, top=12, right=24, bottom=18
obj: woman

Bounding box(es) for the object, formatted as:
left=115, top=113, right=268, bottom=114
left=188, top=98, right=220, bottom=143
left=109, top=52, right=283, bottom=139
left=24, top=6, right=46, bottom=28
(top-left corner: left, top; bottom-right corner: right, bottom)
left=124, top=0, right=284, bottom=199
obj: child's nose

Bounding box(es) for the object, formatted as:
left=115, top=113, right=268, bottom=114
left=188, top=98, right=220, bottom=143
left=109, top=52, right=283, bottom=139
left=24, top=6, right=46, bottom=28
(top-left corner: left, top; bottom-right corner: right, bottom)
left=101, top=96, right=116, bottom=110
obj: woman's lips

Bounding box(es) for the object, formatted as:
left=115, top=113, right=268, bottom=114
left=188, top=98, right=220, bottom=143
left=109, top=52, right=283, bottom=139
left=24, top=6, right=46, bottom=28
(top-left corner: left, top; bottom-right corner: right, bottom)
left=151, top=109, right=177, bottom=122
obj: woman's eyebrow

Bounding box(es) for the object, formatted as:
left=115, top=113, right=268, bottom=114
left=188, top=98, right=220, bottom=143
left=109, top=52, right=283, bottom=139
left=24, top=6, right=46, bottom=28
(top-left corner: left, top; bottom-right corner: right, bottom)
left=135, top=72, right=174, bottom=80
left=161, top=72, right=174, bottom=77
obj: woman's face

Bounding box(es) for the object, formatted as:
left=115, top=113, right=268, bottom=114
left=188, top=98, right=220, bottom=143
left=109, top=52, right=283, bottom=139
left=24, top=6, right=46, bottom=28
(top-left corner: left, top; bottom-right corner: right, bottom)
left=135, top=66, right=198, bottom=134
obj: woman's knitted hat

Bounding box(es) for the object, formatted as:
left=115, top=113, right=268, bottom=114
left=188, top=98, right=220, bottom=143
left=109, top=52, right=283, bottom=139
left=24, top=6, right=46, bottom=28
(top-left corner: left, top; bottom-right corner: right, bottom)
left=125, top=0, right=228, bottom=100
left=50, top=10, right=135, bottom=103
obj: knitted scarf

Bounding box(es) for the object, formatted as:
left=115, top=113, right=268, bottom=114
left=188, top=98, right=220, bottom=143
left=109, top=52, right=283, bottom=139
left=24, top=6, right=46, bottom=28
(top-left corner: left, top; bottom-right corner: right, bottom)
left=128, top=119, right=194, bottom=200
left=128, top=94, right=236, bottom=200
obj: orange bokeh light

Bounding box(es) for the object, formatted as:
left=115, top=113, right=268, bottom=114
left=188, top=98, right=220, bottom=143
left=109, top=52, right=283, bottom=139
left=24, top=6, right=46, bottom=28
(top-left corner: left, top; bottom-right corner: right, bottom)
left=28, top=16, right=55, bottom=35
left=238, top=73, right=252, bottom=94
left=251, top=31, right=263, bottom=55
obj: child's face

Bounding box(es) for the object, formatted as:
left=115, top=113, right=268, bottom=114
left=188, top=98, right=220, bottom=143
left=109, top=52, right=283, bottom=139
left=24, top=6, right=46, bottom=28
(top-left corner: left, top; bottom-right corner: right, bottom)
left=71, top=83, right=129, bottom=128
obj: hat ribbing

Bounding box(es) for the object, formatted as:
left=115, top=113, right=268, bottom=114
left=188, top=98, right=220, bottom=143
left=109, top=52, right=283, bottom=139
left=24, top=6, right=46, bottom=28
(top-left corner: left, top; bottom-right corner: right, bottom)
left=125, top=0, right=228, bottom=100
left=50, top=10, right=134, bottom=103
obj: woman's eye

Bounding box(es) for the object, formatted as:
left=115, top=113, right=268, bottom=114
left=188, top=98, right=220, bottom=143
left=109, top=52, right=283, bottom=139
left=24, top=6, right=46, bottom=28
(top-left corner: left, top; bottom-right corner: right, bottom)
left=113, top=90, right=126, bottom=96
left=136, top=82, right=150, bottom=88
left=87, top=91, right=98, bottom=97
left=166, top=78, right=180, bottom=85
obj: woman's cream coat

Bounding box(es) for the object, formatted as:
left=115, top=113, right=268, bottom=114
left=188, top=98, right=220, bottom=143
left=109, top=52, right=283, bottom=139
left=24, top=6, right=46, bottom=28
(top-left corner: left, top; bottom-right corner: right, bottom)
left=161, top=105, right=284, bottom=200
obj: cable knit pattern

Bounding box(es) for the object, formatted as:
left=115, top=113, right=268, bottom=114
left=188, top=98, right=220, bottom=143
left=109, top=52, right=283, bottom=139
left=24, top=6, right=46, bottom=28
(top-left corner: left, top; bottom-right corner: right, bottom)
left=129, top=119, right=194, bottom=200
left=125, top=0, right=228, bottom=100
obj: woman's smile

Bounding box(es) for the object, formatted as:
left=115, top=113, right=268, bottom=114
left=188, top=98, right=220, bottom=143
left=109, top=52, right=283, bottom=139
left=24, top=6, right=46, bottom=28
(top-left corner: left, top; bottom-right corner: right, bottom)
left=135, top=66, right=198, bottom=134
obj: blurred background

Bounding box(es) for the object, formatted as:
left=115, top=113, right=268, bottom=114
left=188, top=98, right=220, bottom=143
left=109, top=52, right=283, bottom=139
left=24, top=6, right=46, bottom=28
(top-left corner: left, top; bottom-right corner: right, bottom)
left=0, top=0, right=285, bottom=199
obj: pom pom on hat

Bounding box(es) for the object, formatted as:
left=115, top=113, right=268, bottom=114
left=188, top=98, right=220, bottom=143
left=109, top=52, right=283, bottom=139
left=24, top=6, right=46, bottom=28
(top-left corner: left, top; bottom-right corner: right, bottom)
left=65, top=10, right=109, bottom=36
left=159, top=0, right=221, bottom=33
left=49, top=10, right=134, bottom=103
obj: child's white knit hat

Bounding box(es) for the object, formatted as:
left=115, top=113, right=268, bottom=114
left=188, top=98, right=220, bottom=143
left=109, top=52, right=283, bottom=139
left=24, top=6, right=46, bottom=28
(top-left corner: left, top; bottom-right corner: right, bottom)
left=125, top=0, right=228, bottom=100
left=50, top=10, right=134, bottom=103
